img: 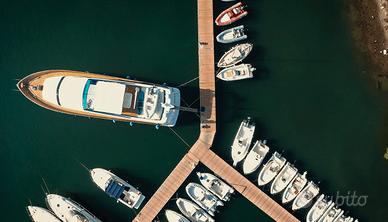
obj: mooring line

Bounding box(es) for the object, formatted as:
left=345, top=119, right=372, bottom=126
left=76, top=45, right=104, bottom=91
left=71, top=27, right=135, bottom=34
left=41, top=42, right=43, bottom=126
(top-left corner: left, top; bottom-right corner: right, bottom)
left=177, top=76, right=199, bottom=88
left=168, top=127, right=191, bottom=148
left=188, top=97, right=200, bottom=107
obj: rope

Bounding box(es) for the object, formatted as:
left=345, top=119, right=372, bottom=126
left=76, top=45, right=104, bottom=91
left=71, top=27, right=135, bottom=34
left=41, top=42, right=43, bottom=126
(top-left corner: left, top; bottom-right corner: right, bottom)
left=168, top=127, right=191, bottom=148
left=188, top=97, right=200, bottom=107
left=177, top=76, right=199, bottom=88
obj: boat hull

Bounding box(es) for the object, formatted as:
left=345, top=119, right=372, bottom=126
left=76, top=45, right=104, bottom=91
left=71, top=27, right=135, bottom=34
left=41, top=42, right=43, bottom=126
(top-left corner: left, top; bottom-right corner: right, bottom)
left=216, top=25, right=247, bottom=44
left=242, top=140, right=269, bottom=174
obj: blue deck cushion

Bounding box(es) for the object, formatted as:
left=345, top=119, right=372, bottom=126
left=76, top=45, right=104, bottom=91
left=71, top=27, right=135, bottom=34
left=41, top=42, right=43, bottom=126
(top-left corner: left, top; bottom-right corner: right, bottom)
left=105, top=180, right=125, bottom=200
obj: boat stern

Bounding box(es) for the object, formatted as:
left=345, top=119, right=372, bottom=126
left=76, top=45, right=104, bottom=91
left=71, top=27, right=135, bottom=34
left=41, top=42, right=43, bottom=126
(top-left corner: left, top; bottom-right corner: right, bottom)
left=160, top=87, right=180, bottom=127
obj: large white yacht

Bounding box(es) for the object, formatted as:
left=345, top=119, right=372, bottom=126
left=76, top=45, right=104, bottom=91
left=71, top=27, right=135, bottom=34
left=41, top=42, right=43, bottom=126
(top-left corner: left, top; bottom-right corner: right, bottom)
left=45, top=194, right=102, bottom=222
left=26, top=206, right=62, bottom=222
left=17, top=70, right=180, bottom=127
left=90, top=168, right=145, bottom=209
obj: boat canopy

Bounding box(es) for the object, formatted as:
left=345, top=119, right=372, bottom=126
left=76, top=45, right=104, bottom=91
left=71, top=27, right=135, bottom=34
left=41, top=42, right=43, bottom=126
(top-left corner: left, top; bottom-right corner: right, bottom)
left=83, top=80, right=126, bottom=115
left=105, top=180, right=125, bottom=200
left=43, top=76, right=88, bottom=110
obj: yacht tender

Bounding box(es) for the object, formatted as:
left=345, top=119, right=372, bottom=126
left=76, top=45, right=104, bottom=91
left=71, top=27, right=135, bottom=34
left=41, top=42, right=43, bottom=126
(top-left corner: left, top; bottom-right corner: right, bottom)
left=185, top=183, right=223, bottom=216
left=165, top=209, right=190, bottom=222
left=176, top=198, right=214, bottom=222
left=231, top=117, right=255, bottom=166
left=196, top=172, right=234, bottom=201
left=46, top=194, right=102, bottom=222
left=217, top=64, right=255, bottom=81
left=90, top=168, right=145, bottom=209
left=257, top=152, right=286, bottom=186
left=26, top=206, right=62, bottom=222
left=270, top=162, right=298, bottom=194
left=17, top=70, right=180, bottom=127
left=292, top=181, right=319, bottom=211
left=306, top=194, right=333, bottom=222
left=216, top=25, right=247, bottom=44
left=282, top=171, right=308, bottom=204
left=242, top=140, right=269, bottom=174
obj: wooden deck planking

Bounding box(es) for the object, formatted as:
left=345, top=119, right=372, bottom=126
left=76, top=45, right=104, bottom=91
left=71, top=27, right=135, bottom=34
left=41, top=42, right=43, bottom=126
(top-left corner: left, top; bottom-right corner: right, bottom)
left=200, top=150, right=300, bottom=222
left=133, top=0, right=300, bottom=221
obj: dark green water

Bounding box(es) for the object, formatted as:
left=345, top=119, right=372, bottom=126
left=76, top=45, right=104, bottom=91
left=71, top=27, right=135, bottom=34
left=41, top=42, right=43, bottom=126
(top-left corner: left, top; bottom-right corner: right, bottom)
left=0, top=0, right=386, bottom=221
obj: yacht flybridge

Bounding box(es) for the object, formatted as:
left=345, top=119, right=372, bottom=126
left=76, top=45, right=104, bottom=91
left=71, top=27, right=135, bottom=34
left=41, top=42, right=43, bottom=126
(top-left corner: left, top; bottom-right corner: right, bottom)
left=17, top=70, right=180, bottom=127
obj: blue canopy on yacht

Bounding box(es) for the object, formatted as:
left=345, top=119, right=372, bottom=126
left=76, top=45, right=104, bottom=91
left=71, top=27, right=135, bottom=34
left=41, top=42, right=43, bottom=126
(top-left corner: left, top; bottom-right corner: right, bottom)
left=105, top=180, right=125, bottom=200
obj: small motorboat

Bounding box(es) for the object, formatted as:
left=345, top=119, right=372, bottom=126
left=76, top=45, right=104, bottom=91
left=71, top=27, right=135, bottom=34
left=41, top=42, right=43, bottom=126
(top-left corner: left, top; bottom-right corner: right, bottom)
left=196, top=172, right=234, bottom=201
left=216, top=25, right=247, bottom=44
left=90, top=168, right=145, bottom=209
left=46, top=194, right=102, bottom=222
left=318, top=204, right=342, bottom=222
left=217, top=43, right=253, bottom=68
left=257, top=152, right=286, bottom=186
left=335, top=215, right=354, bottom=222
left=292, top=181, right=320, bottom=211
left=306, top=194, right=333, bottom=222
left=216, top=64, right=255, bottom=81
left=281, top=171, right=308, bottom=204
left=26, top=206, right=62, bottom=222
left=185, top=183, right=223, bottom=216
left=242, top=140, right=269, bottom=174
left=165, top=209, right=190, bottom=222
left=176, top=198, right=214, bottom=222
left=215, top=2, right=248, bottom=26
left=270, top=162, right=298, bottom=194
left=231, top=117, right=255, bottom=166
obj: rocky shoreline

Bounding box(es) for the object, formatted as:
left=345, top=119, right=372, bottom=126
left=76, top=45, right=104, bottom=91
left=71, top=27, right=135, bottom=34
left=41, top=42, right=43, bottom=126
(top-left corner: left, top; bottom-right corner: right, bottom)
left=348, top=0, right=388, bottom=90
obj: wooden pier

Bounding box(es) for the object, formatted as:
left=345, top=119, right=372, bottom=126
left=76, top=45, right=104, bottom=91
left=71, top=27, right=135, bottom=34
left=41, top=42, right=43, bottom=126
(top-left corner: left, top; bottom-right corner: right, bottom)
left=133, top=0, right=300, bottom=221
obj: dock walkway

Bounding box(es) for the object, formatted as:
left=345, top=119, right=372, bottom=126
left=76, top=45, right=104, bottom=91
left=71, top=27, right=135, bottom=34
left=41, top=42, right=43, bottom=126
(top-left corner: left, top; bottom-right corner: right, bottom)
left=133, top=0, right=300, bottom=221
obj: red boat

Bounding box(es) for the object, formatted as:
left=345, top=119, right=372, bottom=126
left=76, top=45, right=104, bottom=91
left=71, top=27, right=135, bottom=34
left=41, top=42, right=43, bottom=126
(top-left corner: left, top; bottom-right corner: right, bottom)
left=215, top=2, right=248, bottom=26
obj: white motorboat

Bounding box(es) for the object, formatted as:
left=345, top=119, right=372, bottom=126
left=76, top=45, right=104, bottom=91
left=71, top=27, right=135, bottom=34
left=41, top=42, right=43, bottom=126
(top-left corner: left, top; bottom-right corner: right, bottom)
left=216, top=64, right=255, bottom=81
left=217, top=43, right=253, bottom=68
left=318, top=204, right=342, bottom=222
left=26, top=206, right=62, bottom=222
left=257, top=152, right=286, bottom=186
left=185, top=183, right=223, bottom=216
left=333, top=211, right=345, bottom=222
left=281, top=171, right=308, bottom=204
left=90, top=168, right=145, bottom=209
left=165, top=209, right=190, bottom=222
left=270, top=162, right=298, bottom=194
left=176, top=198, right=214, bottom=222
left=335, top=215, right=354, bottom=222
left=196, top=172, right=234, bottom=201
left=231, top=117, right=255, bottom=166
left=292, top=181, right=320, bottom=211
left=242, top=140, right=269, bottom=174
left=46, top=194, right=102, bottom=222
left=216, top=25, right=247, bottom=44
left=306, top=194, right=333, bottom=222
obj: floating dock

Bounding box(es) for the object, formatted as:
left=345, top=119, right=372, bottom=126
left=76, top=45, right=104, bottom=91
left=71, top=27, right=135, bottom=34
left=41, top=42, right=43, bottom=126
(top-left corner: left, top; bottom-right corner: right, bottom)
left=133, top=0, right=299, bottom=221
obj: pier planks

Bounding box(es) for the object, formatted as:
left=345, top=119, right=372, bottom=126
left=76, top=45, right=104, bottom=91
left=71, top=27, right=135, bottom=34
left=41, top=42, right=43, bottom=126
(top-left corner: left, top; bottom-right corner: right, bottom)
left=133, top=0, right=300, bottom=221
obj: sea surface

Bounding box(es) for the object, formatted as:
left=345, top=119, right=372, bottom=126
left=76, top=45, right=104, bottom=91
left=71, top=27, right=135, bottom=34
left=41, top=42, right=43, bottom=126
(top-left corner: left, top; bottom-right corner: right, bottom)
left=0, top=0, right=387, bottom=221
